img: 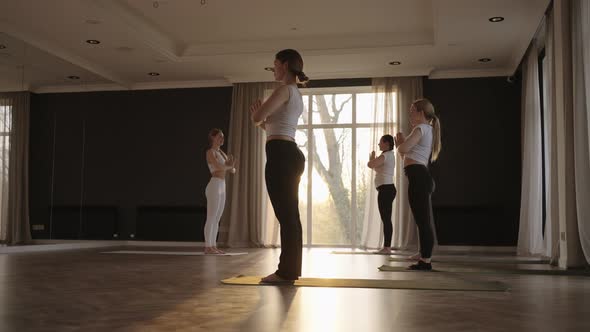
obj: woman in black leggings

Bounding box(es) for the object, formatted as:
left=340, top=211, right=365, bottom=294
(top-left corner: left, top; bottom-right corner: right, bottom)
left=395, top=98, right=441, bottom=270
left=367, top=135, right=397, bottom=254
left=250, top=49, right=308, bottom=283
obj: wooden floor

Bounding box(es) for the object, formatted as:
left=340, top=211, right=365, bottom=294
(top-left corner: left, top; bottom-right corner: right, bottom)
left=1, top=247, right=589, bottom=332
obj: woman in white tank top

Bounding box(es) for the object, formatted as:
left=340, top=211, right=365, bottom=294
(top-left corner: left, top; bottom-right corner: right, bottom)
left=204, top=128, right=236, bottom=254
left=395, top=98, right=442, bottom=270
left=367, top=134, right=397, bottom=254
left=249, top=49, right=309, bottom=283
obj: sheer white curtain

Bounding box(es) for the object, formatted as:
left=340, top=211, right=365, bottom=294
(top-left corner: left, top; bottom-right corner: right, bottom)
left=517, top=42, right=545, bottom=256
left=220, top=82, right=278, bottom=247
left=572, top=0, right=590, bottom=264
left=0, top=96, right=10, bottom=243
left=0, top=92, right=31, bottom=245
left=543, top=11, right=561, bottom=261
left=360, top=77, right=422, bottom=249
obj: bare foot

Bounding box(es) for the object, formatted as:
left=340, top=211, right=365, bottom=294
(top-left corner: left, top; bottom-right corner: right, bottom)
left=204, top=247, right=218, bottom=254
left=408, top=252, right=421, bottom=260
left=374, top=247, right=392, bottom=254
left=260, top=273, right=296, bottom=284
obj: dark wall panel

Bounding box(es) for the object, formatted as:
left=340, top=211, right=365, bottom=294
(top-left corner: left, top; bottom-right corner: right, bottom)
left=424, top=77, right=522, bottom=245
left=30, top=87, right=232, bottom=240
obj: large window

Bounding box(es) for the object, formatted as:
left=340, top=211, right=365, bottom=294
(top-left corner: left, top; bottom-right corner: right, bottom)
left=296, top=87, right=396, bottom=246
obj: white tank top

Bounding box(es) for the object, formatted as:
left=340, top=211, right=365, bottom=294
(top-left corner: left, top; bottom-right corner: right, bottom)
left=374, top=150, right=395, bottom=187
left=405, top=123, right=433, bottom=165
left=265, top=84, right=303, bottom=138
left=207, top=149, right=226, bottom=173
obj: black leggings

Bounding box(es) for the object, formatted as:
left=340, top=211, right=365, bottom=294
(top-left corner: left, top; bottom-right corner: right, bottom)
left=404, top=164, right=436, bottom=259
left=265, top=140, right=306, bottom=279
left=377, top=184, right=397, bottom=247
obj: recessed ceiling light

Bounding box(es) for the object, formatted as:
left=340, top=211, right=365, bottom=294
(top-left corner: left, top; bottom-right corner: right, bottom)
left=86, top=39, right=101, bottom=45
left=0, top=44, right=6, bottom=49
left=264, top=67, right=274, bottom=72
left=489, top=17, right=504, bottom=22
left=85, top=19, right=101, bottom=24
left=388, top=61, right=402, bottom=65
left=67, top=75, right=80, bottom=80
left=153, top=1, right=159, bottom=8
left=478, top=58, right=492, bottom=62
left=148, top=72, right=160, bottom=76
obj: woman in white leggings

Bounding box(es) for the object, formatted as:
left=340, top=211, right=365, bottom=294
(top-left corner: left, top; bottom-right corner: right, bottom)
left=204, top=128, right=236, bottom=254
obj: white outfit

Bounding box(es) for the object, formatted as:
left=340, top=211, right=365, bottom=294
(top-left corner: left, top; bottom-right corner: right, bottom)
left=405, top=123, right=433, bottom=165
left=207, top=149, right=226, bottom=173
left=204, top=177, right=226, bottom=247
left=204, top=149, right=227, bottom=247
left=374, top=150, right=395, bottom=187
left=265, top=84, right=303, bottom=138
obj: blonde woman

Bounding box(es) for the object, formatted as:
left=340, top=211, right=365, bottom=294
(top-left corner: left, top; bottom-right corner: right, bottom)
left=395, top=99, right=441, bottom=270
left=204, top=128, right=236, bottom=254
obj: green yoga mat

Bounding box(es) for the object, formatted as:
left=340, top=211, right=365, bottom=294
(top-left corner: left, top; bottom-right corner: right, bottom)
left=378, top=265, right=590, bottom=276
left=221, top=275, right=508, bottom=291
left=387, top=256, right=550, bottom=264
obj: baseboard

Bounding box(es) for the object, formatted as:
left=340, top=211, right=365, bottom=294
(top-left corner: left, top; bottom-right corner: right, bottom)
left=436, top=245, right=517, bottom=254
left=2, top=240, right=516, bottom=254
left=0, top=240, right=206, bottom=254
left=0, top=241, right=119, bottom=253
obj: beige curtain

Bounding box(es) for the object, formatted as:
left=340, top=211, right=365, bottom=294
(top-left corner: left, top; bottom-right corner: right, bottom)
left=219, top=82, right=278, bottom=247
left=0, top=92, right=31, bottom=245
left=360, top=77, right=422, bottom=249
left=544, top=10, right=561, bottom=262
left=517, top=43, right=545, bottom=256
left=572, top=0, right=590, bottom=264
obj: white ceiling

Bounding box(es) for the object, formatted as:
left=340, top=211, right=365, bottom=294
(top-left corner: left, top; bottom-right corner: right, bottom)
left=0, top=0, right=550, bottom=93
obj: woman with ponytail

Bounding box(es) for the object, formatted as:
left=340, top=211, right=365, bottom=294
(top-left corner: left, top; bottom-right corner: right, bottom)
left=249, top=49, right=308, bottom=283
left=204, top=128, right=236, bottom=254
left=395, top=98, right=441, bottom=270
left=367, top=134, right=397, bottom=254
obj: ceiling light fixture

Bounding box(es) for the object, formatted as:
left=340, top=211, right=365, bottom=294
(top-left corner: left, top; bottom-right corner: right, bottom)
left=388, top=61, right=402, bottom=65
left=0, top=44, right=6, bottom=49
left=489, top=16, right=505, bottom=22
left=67, top=75, right=80, bottom=80
left=148, top=72, right=160, bottom=76
left=153, top=1, right=159, bottom=8
left=478, top=58, right=492, bottom=62
left=86, top=39, right=101, bottom=45
left=201, top=0, right=207, bottom=5
left=264, top=67, right=274, bottom=72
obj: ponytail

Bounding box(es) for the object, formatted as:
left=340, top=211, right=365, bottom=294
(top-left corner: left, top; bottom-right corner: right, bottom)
left=431, top=115, right=441, bottom=161
left=296, top=71, right=309, bottom=85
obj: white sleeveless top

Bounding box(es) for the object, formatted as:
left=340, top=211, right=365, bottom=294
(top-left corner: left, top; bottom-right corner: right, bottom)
left=265, top=84, right=303, bottom=138
left=405, top=123, right=433, bottom=166
left=374, top=150, right=395, bottom=187
left=207, top=149, right=226, bottom=173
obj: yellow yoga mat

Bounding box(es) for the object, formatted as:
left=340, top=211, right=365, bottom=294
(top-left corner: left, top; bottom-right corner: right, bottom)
left=221, top=275, right=509, bottom=291
left=378, top=265, right=590, bottom=276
